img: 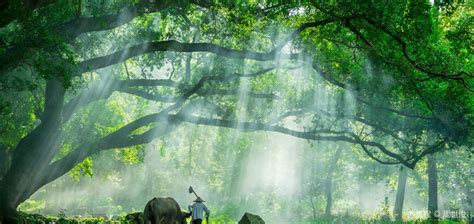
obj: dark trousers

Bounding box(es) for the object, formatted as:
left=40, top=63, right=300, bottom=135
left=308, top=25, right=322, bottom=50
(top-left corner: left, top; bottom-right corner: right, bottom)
left=192, top=219, right=203, bottom=224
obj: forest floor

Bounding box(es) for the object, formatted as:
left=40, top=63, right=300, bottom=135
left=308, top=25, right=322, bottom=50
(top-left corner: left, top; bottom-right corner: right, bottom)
left=14, top=212, right=472, bottom=224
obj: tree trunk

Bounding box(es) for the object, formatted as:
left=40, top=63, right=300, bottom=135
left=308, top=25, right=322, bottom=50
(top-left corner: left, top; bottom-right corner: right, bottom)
left=0, top=78, right=65, bottom=220
left=325, top=146, right=343, bottom=217
left=427, top=154, right=439, bottom=221
left=185, top=53, right=192, bottom=81
left=0, top=146, right=10, bottom=181
left=309, top=196, right=316, bottom=220
left=305, top=145, right=318, bottom=221
left=393, top=165, right=408, bottom=221
left=324, top=179, right=333, bottom=217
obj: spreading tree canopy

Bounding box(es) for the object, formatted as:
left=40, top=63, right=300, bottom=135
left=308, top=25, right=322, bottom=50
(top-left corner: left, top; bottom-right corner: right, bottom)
left=0, top=0, right=472, bottom=219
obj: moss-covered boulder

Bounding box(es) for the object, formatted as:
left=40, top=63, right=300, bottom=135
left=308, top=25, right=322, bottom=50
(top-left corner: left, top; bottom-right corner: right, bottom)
left=238, top=212, right=265, bottom=224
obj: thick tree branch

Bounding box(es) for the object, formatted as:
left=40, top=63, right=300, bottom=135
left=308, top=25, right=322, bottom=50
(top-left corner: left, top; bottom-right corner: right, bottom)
left=197, top=89, right=279, bottom=99
left=336, top=20, right=465, bottom=134
left=310, top=62, right=435, bottom=120
left=63, top=78, right=179, bottom=121
left=61, top=5, right=145, bottom=38
left=408, top=141, right=445, bottom=165
left=273, top=18, right=339, bottom=51
left=78, top=41, right=299, bottom=74
left=64, top=66, right=277, bottom=121
left=273, top=108, right=427, bottom=147
left=206, top=67, right=277, bottom=82
left=119, top=88, right=178, bottom=102
left=0, top=77, right=66, bottom=206
left=273, top=15, right=363, bottom=52
left=41, top=74, right=211, bottom=186
left=76, top=16, right=344, bottom=76
left=0, top=0, right=212, bottom=77
left=169, top=114, right=414, bottom=167
left=119, top=87, right=278, bottom=104
left=355, top=141, right=400, bottom=165
left=38, top=113, right=177, bottom=189
left=61, top=5, right=150, bottom=39
left=60, top=0, right=211, bottom=38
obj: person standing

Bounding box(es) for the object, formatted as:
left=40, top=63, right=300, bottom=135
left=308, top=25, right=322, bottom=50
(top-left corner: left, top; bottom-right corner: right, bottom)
left=188, top=197, right=210, bottom=224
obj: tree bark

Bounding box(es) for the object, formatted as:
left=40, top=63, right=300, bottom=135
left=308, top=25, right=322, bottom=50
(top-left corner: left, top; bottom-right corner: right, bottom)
left=0, top=76, right=203, bottom=219
left=78, top=40, right=299, bottom=74
left=171, top=114, right=416, bottom=167
left=309, top=196, right=317, bottom=220
left=427, top=154, right=439, bottom=221
left=185, top=53, right=192, bottom=81
left=0, top=78, right=64, bottom=220
left=393, top=165, right=408, bottom=221
left=325, top=146, right=343, bottom=217
left=0, top=147, right=10, bottom=181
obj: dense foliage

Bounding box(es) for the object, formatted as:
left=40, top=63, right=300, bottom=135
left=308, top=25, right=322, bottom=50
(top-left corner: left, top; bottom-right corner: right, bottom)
left=0, top=0, right=472, bottom=223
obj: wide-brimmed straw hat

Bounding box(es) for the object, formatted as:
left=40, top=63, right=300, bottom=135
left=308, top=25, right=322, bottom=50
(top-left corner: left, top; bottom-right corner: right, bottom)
left=193, top=197, right=205, bottom=202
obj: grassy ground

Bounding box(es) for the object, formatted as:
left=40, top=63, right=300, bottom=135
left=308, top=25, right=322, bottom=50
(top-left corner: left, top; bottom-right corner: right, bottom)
left=13, top=212, right=472, bottom=224
left=296, top=217, right=470, bottom=224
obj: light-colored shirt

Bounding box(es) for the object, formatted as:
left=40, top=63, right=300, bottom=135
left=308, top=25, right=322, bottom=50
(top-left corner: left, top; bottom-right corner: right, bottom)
left=188, top=202, right=210, bottom=220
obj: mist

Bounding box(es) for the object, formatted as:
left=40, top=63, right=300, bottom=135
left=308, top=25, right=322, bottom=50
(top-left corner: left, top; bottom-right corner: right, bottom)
left=1, top=1, right=472, bottom=224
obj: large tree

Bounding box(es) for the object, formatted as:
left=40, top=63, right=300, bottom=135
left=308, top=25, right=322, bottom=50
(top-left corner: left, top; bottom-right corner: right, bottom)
left=0, top=0, right=472, bottom=220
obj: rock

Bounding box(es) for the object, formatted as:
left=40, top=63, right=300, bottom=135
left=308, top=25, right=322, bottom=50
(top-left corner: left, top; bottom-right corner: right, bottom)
left=238, top=212, right=265, bottom=224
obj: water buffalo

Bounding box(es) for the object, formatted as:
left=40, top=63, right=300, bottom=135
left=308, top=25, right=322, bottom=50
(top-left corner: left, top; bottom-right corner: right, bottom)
left=144, top=197, right=189, bottom=224
left=125, top=212, right=145, bottom=224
